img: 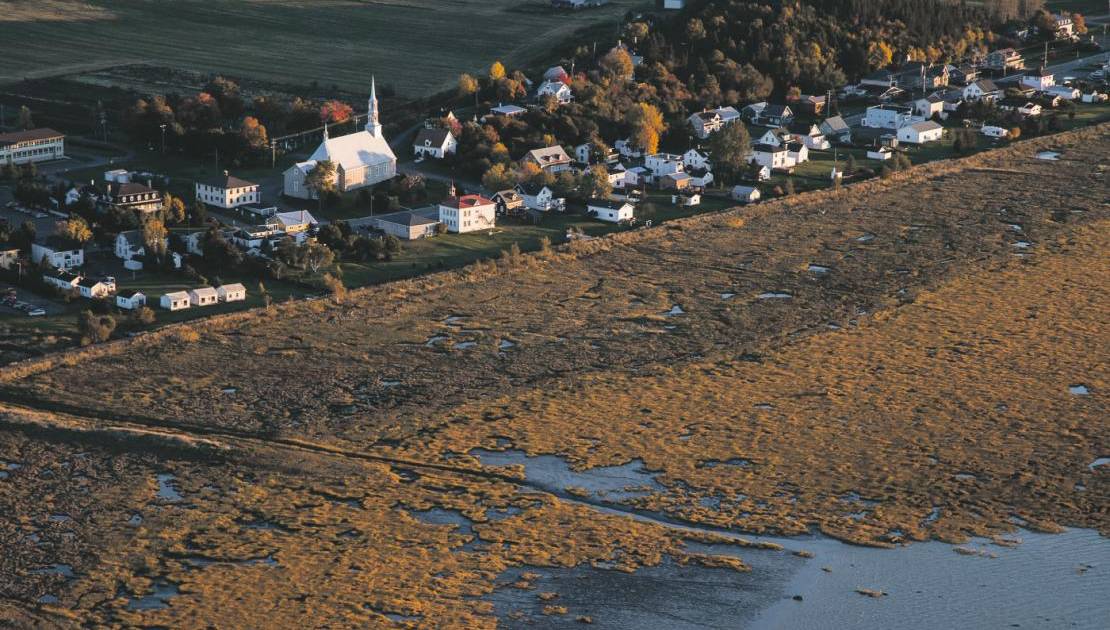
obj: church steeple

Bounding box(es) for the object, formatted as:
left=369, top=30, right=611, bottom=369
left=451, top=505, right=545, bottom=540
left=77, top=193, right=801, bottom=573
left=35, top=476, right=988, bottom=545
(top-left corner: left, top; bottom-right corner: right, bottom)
left=366, top=76, right=382, bottom=137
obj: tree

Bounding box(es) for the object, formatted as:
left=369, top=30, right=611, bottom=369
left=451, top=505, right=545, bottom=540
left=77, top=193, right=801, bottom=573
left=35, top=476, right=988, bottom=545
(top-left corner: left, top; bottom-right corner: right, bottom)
left=845, top=154, right=857, bottom=174
left=305, top=160, right=337, bottom=209
left=17, top=106, right=34, bottom=130
left=319, top=100, right=353, bottom=124
left=164, top=194, right=187, bottom=225
left=628, top=103, right=665, bottom=155
left=239, top=116, right=269, bottom=152
left=142, top=217, right=168, bottom=256
left=867, top=41, right=894, bottom=69
left=706, top=122, right=752, bottom=184
left=458, top=73, right=479, bottom=101
left=131, top=307, right=156, bottom=326
left=78, top=310, right=116, bottom=345
left=580, top=165, right=612, bottom=199
left=303, top=242, right=335, bottom=273
left=601, top=48, right=634, bottom=80
left=55, top=217, right=92, bottom=244
left=482, top=163, right=518, bottom=191
left=489, top=61, right=506, bottom=82
left=322, top=273, right=347, bottom=304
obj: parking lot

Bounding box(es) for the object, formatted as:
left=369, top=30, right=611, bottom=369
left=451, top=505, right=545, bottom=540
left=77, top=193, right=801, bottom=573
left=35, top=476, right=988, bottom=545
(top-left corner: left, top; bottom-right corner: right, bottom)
left=0, top=285, right=56, bottom=318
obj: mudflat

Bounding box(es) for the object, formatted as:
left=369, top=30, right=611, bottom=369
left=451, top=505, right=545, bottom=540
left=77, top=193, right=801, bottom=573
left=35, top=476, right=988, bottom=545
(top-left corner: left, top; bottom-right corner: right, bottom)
left=1, top=125, right=1106, bottom=627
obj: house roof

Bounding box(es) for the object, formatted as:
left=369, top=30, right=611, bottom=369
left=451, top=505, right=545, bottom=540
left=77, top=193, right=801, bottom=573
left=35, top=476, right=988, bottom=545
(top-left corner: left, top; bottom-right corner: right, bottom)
left=199, top=172, right=257, bottom=189
left=309, top=129, right=396, bottom=171
left=763, top=104, right=791, bottom=117
left=218, top=283, right=246, bottom=292
left=164, top=290, right=190, bottom=299
left=276, top=210, right=318, bottom=227
left=906, top=121, right=943, bottom=133
left=523, top=145, right=571, bottom=166
left=441, top=194, right=494, bottom=209
left=380, top=211, right=439, bottom=227
left=821, top=116, right=850, bottom=133
left=971, top=79, right=1000, bottom=92
left=118, top=289, right=145, bottom=299
left=493, top=189, right=522, bottom=201
left=77, top=277, right=107, bottom=288
left=111, top=182, right=157, bottom=198
left=786, top=142, right=805, bottom=152
left=787, top=122, right=819, bottom=135
left=516, top=182, right=551, bottom=196
left=490, top=104, right=526, bottom=116
left=0, top=128, right=63, bottom=146
left=689, top=110, right=720, bottom=123
left=731, top=185, right=759, bottom=195
left=35, top=235, right=81, bottom=251
left=414, top=127, right=453, bottom=147
left=587, top=198, right=631, bottom=210
left=189, top=287, right=218, bottom=297
left=117, top=230, right=144, bottom=248
left=752, top=143, right=785, bottom=153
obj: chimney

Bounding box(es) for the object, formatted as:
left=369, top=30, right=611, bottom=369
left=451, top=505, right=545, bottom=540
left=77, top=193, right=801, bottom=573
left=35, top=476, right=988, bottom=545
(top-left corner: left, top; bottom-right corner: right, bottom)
left=223, top=169, right=229, bottom=177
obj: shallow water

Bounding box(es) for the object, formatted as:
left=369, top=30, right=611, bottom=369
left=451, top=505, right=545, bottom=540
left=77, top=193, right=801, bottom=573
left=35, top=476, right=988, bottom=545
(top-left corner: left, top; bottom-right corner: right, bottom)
left=1035, top=151, right=1061, bottom=160
left=476, top=450, right=1110, bottom=629
left=156, top=474, right=183, bottom=502
left=758, top=292, right=792, bottom=300
left=128, top=581, right=180, bottom=611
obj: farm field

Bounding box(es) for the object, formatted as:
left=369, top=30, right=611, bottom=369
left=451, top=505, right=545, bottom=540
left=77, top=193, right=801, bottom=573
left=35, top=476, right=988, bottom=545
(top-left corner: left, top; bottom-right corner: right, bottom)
left=0, top=0, right=647, bottom=97
left=0, top=124, right=1105, bottom=626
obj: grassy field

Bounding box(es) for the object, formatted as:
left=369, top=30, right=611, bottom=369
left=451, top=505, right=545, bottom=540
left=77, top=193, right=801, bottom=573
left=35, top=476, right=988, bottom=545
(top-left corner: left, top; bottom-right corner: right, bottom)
left=0, top=0, right=647, bottom=97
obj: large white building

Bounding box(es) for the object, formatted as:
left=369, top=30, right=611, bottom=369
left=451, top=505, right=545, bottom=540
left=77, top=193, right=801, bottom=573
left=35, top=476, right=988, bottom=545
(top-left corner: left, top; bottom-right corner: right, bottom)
left=284, top=78, right=397, bottom=199
left=0, top=128, right=65, bottom=166
left=196, top=172, right=260, bottom=209
left=438, top=194, right=496, bottom=233
left=862, top=104, right=914, bottom=130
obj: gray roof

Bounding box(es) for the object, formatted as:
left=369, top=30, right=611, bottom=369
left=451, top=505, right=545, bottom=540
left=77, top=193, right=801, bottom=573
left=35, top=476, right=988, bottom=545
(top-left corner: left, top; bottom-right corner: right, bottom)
left=379, top=211, right=439, bottom=227
left=198, top=172, right=257, bottom=189
left=414, top=127, right=452, bottom=147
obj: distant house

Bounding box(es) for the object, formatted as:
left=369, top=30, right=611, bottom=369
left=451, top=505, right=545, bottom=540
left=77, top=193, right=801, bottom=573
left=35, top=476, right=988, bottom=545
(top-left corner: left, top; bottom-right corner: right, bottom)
left=586, top=198, right=634, bottom=223
left=195, top=172, right=260, bottom=210
left=488, top=103, right=526, bottom=118
left=913, top=95, right=944, bottom=119
left=624, top=166, right=650, bottom=187
left=749, top=144, right=789, bottom=170
left=276, top=210, right=318, bottom=236
left=116, top=290, right=146, bottom=310
left=217, top=283, right=246, bottom=302
left=757, top=128, right=791, bottom=148
left=77, top=276, right=116, bottom=299
left=536, top=80, right=573, bottom=104
left=374, top=210, right=440, bottom=240
left=1049, top=13, right=1075, bottom=39
left=660, top=172, right=694, bottom=191
left=516, top=183, right=564, bottom=212
left=687, top=106, right=741, bottom=139
left=980, top=125, right=1010, bottom=139
left=1046, top=85, right=1079, bottom=100
left=896, top=120, right=944, bottom=144
left=683, top=148, right=711, bottom=170
left=188, top=287, right=219, bottom=307
left=644, top=153, right=684, bottom=177
left=43, top=269, right=81, bottom=292
left=896, top=62, right=949, bottom=92
left=867, top=146, right=894, bottom=160
left=0, top=128, right=65, bottom=166
left=862, top=104, right=914, bottom=130
left=963, top=79, right=1001, bottom=102
left=947, top=63, right=979, bottom=86
left=819, top=116, right=852, bottom=144
left=543, top=66, right=569, bottom=83
left=114, top=230, right=146, bottom=261
left=521, top=146, right=573, bottom=172
left=754, top=104, right=793, bottom=127
left=412, top=128, right=457, bottom=159
left=108, top=181, right=162, bottom=214
left=0, top=245, right=19, bottom=270
left=740, top=102, right=768, bottom=122
left=787, top=122, right=830, bottom=150
left=1021, top=67, right=1055, bottom=91
left=790, top=94, right=826, bottom=116
left=750, top=165, right=772, bottom=182
left=786, top=141, right=809, bottom=165
left=730, top=185, right=761, bottom=204
left=161, top=291, right=191, bottom=311
left=608, top=163, right=630, bottom=189
left=614, top=138, right=643, bottom=158
left=985, top=48, right=1024, bottom=72
left=31, top=237, right=83, bottom=269
left=491, top=189, right=525, bottom=215
left=438, top=194, right=496, bottom=233
left=673, top=193, right=701, bottom=207
left=861, top=69, right=896, bottom=88
left=659, top=0, right=686, bottom=8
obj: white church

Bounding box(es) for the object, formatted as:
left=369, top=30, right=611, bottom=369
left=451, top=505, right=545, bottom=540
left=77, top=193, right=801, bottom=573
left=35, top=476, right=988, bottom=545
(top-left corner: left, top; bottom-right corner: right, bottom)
left=283, top=78, right=397, bottom=200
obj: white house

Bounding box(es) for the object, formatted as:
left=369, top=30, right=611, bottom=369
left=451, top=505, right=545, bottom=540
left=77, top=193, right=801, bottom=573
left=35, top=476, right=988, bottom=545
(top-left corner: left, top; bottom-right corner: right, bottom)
left=757, top=128, right=791, bottom=148
left=283, top=78, right=395, bottom=199
left=867, top=146, right=894, bottom=160
left=980, top=125, right=1010, bottom=139
left=624, top=166, right=649, bottom=187
left=751, top=165, right=771, bottom=182
left=786, top=142, right=808, bottom=165
left=586, top=198, right=634, bottom=223
left=488, top=103, right=526, bottom=118
left=43, top=269, right=81, bottom=292
left=1046, top=85, right=1079, bottom=100
left=687, top=106, right=741, bottom=139
left=819, top=116, right=852, bottom=144
left=897, top=120, right=944, bottom=144
left=913, top=95, right=944, bottom=119
left=963, top=79, right=1001, bottom=102
left=438, top=194, right=496, bottom=233
left=787, top=123, right=830, bottom=150
left=644, top=153, right=684, bottom=178
left=161, top=291, right=191, bottom=311
left=217, top=283, right=246, bottom=303
left=31, top=238, right=83, bottom=269
left=682, top=148, right=710, bottom=171
left=195, top=172, right=260, bottom=209
left=77, top=277, right=116, bottom=299
left=607, top=163, right=629, bottom=189
left=1021, top=67, right=1055, bottom=91
left=536, top=80, right=573, bottom=104
left=114, top=230, right=148, bottom=261
left=730, top=185, right=761, bottom=204
left=516, top=183, right=564, bottom=212
left=116, top=290, right=146, bottom=310
left=0, top=246, right=19, bottom=270
left=412, top=128, right=457, bottom=159
left=276, top=210, right=318, bottom=237
left=0, top=128, right=65, bottom=166
left=750, top=144, right=788, bottom=170
left=614, top=138, right=643, bottom=158
left=188, top=287, right=219, bottom=307
left=863, top=104, right=914, bottom=130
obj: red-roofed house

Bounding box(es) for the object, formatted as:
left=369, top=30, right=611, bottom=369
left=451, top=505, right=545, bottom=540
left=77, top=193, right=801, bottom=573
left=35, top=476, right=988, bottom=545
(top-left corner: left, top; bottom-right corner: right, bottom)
left=438, top=194, right=496, bottom=233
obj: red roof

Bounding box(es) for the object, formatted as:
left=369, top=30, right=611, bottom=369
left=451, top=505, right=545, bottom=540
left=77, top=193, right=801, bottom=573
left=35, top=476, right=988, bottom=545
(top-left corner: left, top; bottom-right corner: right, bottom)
left=441, top=194, right=494, bottom=209
left=0, top=128, right=64, bottom=146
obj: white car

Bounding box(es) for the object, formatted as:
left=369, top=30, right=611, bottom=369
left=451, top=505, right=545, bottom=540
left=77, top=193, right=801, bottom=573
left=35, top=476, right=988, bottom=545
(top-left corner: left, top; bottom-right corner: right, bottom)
left=27, top=308, right=46, bottom=317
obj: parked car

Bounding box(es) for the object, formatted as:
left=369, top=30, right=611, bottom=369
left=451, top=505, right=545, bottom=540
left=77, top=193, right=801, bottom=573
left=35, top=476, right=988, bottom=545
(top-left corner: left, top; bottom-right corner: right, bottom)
left=27, top=308, right=46, bottom=317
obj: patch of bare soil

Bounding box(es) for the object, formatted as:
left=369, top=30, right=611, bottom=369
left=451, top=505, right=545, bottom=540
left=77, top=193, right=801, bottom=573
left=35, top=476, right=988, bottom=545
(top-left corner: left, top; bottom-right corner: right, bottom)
left=0, top=124, right=1106, bottom=625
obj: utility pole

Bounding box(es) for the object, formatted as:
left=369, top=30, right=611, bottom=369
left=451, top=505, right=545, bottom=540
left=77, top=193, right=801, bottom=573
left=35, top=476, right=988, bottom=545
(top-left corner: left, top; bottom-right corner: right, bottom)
left=270, top=140, right=276, bottom=169
left=159, top=124, right=167, bottom=155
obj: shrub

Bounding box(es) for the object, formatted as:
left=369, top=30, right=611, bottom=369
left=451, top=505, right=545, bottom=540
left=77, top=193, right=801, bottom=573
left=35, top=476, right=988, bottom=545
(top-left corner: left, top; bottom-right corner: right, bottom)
left=78, top=310, right=116, bottom=345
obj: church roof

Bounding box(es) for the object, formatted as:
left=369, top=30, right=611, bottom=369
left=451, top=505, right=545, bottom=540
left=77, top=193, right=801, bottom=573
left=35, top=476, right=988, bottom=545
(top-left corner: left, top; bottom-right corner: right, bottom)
left=309, top=130, right=396, bottom=172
